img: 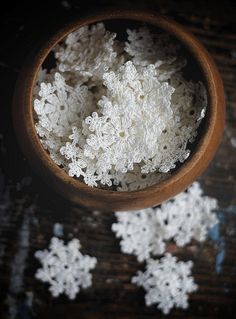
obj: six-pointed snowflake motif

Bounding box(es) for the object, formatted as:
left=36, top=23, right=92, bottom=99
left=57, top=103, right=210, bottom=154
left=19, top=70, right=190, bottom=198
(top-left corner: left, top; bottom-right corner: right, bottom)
left=34, top=72, right=93, bottom=137
left=35, top=237, right=97, bottom=300
left=156, top=182, right=218, bottom=246
left=132, top=253, right=198, bottom=314
left=54, top=23, right=123, bottom=84
left=125, top=27, right=185, bottom=80
left=112, top=208, right=167, bottom=262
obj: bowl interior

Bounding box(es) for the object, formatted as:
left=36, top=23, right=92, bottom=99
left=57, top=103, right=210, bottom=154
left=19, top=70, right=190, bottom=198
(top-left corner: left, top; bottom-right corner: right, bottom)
left=36, top=17, right=208, bottom=192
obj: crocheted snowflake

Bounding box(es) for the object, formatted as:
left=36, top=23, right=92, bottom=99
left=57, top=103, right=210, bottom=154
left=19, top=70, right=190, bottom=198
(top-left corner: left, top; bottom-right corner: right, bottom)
left=112, top=182, right=218, bottom=261
left=125, top=27, right=185, bottom=80
left=34, top=71, right=94, bottom=166
left=35, top=237, right=97, bottom=299
left=132, top=253, right=198, bottom=314
left=34, top=23, right=207, bottom=190
left=54, top=23, right=123, bottom=84
left=112, top=208, right=166, bottom=262
left=156, top=181, right=218, bottom=246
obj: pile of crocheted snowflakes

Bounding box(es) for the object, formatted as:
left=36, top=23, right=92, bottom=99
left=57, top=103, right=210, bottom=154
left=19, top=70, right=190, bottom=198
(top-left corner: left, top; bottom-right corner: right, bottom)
left=132, top=253, right=198, bottom=314
left=112, top=182, right=218, bottom=262
left=34, top=23, right=207, bottom=190
left=35, top=237, right=97, bottom=299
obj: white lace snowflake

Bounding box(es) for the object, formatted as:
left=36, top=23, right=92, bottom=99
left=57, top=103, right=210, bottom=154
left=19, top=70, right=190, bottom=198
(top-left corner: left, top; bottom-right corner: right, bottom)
left=54, top=23, right=123, bottom=84
left=34, top=23, right=207, bottom=190
left=132, top=253, right=198, bottom=314
left=35, top=237, right=97, bottom=299
left=33, top=67, right=56, bottom=98
left=156, top=181, right=218, bottom=246
left=34, top=72, right=94, bottom=137
left=112, top=208, right=166, bottom=262
left=125, top=27, right=185, bottom=81
left=34, top=72, right=94, bottom=166
left=112, top=182, right=218, bottom=261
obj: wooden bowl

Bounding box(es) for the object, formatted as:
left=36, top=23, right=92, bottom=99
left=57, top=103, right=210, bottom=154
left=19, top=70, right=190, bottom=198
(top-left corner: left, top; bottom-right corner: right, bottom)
left=12, top=9, right=225, bottom=212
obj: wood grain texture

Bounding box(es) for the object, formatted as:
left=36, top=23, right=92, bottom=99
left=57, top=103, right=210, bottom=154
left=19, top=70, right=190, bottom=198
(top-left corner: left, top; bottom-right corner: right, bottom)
left=0, top=0, right=236, bottom=318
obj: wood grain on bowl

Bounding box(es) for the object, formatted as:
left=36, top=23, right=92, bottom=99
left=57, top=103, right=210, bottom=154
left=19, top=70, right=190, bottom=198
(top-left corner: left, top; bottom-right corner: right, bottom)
left=12, top=9, right=225, bottom=211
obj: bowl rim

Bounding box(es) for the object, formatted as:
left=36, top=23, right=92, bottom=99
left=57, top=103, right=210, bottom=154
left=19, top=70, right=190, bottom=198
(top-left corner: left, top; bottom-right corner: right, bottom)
left=12, top=8, right=225, bottom=211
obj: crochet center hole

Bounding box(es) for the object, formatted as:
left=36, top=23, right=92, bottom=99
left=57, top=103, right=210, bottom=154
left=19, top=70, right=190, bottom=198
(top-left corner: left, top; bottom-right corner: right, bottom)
left=119, top=131, right=125, bottom=137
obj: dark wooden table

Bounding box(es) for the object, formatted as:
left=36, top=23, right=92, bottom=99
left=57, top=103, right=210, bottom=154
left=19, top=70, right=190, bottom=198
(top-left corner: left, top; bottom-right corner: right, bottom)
left=0, top=1, right=236, bottom=318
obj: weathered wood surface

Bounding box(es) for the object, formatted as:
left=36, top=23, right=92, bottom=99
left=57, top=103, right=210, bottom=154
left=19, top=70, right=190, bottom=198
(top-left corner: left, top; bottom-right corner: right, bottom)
left=0, top=1, right=236, bottom=318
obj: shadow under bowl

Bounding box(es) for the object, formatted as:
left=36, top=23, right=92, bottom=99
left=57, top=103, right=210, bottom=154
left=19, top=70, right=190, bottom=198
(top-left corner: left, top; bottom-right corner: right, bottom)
left=12, top=9, right=225, bottom=212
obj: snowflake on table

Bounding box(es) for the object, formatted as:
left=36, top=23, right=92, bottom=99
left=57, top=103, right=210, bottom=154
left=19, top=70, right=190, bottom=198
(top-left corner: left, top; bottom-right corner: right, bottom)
left=132, top=253, right=198, bottom=314
left=156, top=182, right=218, bottom=246
left=112, top=208, right=167, bottom=262
left=112, top=182, right=218, bottom=261
left=35, top=237, right=97, bottom=299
